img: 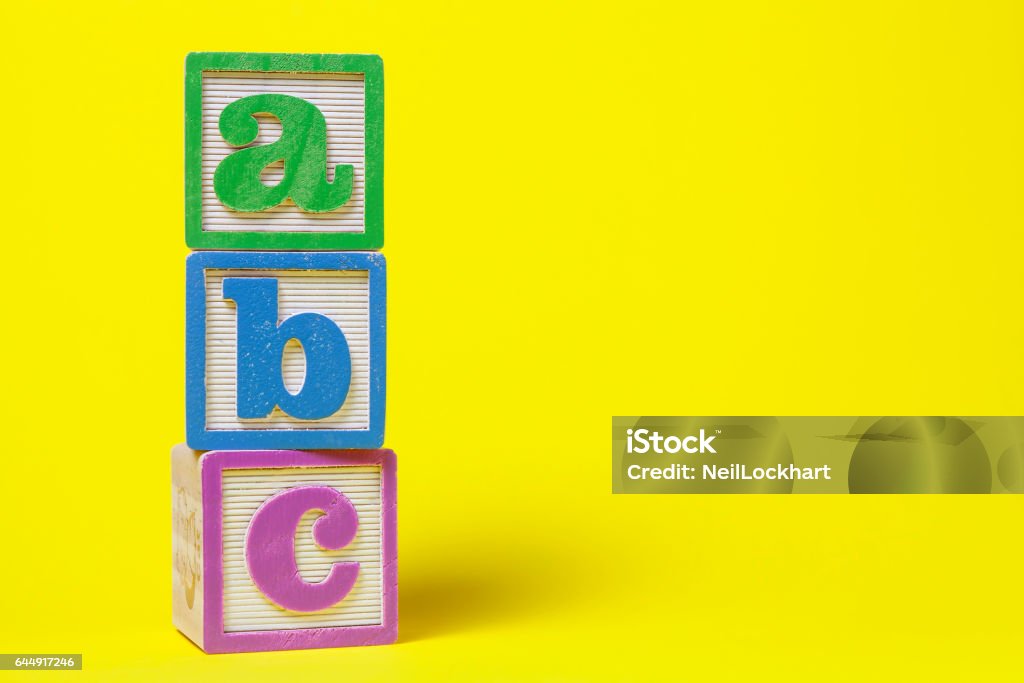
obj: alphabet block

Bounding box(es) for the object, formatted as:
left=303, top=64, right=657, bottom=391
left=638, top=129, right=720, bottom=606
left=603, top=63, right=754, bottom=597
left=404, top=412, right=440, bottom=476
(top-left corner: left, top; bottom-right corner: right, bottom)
left=185, top=52, right=383, bottom=251
left=186, top=251, right=385, bottom=450
left=172, top=445, right=398, bottom=653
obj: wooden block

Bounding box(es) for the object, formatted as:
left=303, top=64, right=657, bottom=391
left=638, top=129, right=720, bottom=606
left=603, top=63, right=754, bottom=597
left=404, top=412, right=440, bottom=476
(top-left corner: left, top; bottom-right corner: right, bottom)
left=172, top=445, right=398, bottom=653
left=185, top=251, right=385, bottom=450
left=185, top=52, right=383, bottom=251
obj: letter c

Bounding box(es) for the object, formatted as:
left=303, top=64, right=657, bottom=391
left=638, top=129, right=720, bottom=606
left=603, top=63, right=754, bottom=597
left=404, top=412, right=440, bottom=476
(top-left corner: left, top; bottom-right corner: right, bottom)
left=245, top=485, right=360, bottom=612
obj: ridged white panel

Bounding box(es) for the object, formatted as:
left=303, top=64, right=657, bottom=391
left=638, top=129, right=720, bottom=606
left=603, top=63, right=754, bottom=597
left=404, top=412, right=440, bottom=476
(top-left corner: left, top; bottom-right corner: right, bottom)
left=201, top=71, right=366, bottom=233
left=204, top=269, right=370, bottom=430
left=222, top=466, right=383, bottom=632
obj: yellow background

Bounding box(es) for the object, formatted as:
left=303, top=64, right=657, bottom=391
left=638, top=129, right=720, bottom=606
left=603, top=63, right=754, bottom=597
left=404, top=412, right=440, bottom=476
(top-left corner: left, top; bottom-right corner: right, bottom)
left=2, top=1, right=1023, bottom=680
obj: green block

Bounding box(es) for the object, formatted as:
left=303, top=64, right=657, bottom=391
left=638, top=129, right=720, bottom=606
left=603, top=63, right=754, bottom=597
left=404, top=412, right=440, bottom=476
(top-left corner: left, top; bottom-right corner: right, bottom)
left=185, top=52, right=383, bottom=250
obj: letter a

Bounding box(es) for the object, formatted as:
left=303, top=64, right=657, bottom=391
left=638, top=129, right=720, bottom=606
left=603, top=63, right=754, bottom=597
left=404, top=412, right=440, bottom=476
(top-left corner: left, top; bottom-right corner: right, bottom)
left=214, top=93, right=354, bottom=213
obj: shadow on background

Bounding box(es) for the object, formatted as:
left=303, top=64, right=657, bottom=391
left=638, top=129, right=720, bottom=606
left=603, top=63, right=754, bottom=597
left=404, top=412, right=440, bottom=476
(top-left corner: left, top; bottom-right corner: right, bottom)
left=398, top=528, right=590, bottom=643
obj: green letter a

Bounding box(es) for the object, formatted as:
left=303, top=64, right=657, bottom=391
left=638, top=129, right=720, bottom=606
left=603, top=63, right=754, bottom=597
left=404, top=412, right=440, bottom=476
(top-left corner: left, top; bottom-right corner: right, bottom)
left=213, top=94, right=354, bottom=213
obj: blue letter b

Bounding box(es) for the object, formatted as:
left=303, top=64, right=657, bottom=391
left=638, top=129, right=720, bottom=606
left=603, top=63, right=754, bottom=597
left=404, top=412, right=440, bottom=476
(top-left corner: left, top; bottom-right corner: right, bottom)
left=222, top=277, right=351, bottom=420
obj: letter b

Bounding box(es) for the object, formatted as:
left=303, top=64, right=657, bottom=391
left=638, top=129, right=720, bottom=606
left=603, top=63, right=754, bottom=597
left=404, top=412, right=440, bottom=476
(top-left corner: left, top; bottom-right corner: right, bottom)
left=223, top=277, right=351, bottom=420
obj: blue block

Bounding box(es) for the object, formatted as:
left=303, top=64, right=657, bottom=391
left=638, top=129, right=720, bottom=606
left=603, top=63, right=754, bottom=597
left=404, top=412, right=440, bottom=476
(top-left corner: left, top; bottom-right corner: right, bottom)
left=186, top=251, right=386, bottom=450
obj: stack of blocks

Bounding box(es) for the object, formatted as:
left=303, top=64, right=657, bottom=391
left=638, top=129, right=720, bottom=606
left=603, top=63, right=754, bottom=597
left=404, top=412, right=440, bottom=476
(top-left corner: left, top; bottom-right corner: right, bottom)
left=172, top=52, right=397, bottom=653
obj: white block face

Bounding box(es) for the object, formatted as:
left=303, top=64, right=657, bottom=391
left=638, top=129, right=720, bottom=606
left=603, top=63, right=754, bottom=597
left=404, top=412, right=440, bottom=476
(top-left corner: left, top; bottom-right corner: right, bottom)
left=204, top=268, right=371, bottom=431
left=221, top=466, right=384, bottom=632
left=201, top=72, right=366, bottom=233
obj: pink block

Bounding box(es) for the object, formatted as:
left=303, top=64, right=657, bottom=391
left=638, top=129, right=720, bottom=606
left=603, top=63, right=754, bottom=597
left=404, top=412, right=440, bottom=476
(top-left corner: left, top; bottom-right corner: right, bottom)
left=172, top=446, right=398, bottom=653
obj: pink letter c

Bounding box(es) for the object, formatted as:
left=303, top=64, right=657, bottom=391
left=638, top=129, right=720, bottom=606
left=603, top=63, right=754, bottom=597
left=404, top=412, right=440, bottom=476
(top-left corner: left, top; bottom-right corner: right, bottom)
left=244, top=485, right=360, bottom=612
